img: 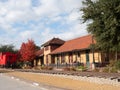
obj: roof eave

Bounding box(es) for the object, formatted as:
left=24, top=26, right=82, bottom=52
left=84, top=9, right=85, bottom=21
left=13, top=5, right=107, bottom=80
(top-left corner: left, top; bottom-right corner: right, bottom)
left=50, top=48, right=90, bottom=55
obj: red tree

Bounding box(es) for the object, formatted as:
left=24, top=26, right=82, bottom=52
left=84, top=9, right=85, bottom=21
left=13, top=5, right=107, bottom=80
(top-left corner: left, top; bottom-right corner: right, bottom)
left=19, top=39, right=36, bottom=62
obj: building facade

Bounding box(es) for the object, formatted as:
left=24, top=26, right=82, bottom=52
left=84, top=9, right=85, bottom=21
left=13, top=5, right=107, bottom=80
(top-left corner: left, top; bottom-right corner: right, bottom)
left=35, top=38, right=65, bottom=66
left=35, top=35, right=108, bottom=68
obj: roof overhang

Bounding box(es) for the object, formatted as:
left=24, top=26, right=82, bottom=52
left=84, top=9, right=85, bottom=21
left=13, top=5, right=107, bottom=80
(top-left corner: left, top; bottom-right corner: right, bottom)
left=50, top=48, right=90, bottom=55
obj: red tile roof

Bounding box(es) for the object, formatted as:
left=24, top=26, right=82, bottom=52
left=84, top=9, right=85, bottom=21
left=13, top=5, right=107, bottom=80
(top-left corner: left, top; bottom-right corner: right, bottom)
left=51, top=35, right=94, bottom=54
left=41, top=38, right=65, bottom=47
left=36, top=49, right=44, bottom=56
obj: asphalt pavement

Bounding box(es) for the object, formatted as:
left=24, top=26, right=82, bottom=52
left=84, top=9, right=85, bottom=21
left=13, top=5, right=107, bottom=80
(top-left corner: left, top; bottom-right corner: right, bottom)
left=0, top=73, right=48, bottom=90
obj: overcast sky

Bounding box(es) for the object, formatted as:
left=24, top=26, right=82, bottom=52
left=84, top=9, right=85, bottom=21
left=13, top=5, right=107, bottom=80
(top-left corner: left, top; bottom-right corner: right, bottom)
left=0, top=0, right=88, bottom=49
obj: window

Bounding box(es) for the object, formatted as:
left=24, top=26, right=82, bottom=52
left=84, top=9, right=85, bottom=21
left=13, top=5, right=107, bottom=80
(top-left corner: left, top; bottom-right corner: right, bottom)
left=45, top=46, right=49, bottom=51
left=77, top=52, right=80, bottom=57
left=69, top=53, right=73, bottom=63
left=61, top=54, right=65, bottom=63
left=46, top=55, right=48, bottom=64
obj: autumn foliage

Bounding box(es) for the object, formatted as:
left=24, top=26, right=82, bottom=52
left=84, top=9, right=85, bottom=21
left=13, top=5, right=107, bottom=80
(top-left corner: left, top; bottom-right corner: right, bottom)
left=19, top=39, right=36, bottom=62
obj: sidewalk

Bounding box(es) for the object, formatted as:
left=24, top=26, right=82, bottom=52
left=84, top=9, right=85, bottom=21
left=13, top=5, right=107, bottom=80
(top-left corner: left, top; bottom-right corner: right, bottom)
left=4, top=70, right=120, bottom=90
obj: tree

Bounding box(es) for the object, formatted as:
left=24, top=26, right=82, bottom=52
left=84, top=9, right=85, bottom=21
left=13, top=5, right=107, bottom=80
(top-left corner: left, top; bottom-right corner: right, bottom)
left=19, top=39, right=37, bottom=64
left=0, top=44, right=18, bottom=53
left=81, top=0, right=120, bottom=60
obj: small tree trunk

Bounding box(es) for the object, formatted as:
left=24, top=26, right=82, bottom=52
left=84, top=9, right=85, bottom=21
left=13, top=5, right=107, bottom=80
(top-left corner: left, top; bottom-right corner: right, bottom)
left=105, top=51, right=109, bottom=63
left=115, top=49, right=118, bottom=61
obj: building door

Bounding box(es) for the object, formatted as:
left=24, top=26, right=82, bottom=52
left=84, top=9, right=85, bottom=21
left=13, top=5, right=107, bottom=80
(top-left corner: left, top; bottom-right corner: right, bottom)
left=41, top=56, right=44, bottom=65
left=86, top=50, right=90, bottom=68
left=51, top=55, right=55, bottom=64
left=69, top=53, right=73, bottom=64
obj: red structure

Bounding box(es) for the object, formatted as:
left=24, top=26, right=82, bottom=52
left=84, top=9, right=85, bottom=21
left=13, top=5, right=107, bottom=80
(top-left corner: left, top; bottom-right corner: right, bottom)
left=0, top=52, right=17, bottom=67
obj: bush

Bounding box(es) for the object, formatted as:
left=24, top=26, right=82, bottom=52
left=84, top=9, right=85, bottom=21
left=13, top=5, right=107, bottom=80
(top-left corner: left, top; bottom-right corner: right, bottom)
left=110, top=67, right=117, bottom=73
left=41, top=66, right=53, bottom=70
left=109, top=60, right=120, bottom=72
left=103, top=67, right=117, bottom=73
left=102, top=67, right=109, bottom=73
left=97, top=60, right=120, bottom=73
left=115, top=60, right=120, bottom=70
left=23, top=66, right=32, bottom=69
left=109, top=60, right=116, bottom=67
left=77, top=66, right=87, bottom=71
left=15, top=61, right=24, bottom=69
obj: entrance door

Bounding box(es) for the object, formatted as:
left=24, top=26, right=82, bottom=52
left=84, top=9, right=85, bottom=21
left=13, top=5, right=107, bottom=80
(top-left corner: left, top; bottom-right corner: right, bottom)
left=41, top=56, right=44, bottom=65
left=69, top=53, right=73, bottom=64
left=51, top=55, right=55, bottom=64
left=86, top=51, right=90, bottom=68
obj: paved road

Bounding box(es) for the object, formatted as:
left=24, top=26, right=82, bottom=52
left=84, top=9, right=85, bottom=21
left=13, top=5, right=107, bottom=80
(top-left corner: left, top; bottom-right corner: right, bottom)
left=0, top=73, right=66, bottom=90
left=0, top=73, right=48, bottom=90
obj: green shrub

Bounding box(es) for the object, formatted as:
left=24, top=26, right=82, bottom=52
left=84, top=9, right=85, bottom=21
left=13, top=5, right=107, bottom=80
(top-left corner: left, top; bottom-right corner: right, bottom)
left=102, top=67, right=109, bottom=73
left=109, top=60, right=116, bottom=67
left=16, top=61, right=24, bottom=69
left=115, top=60, right=120, bottom=70
left=102, top=66, right=117, bottom=73
left=110, top=67, right=117, bottom=73
left=77, top=66, right=87, bottom=71
left=23, top=66, right=32, bottom=69
left=101, top=60, right=120, bottom=73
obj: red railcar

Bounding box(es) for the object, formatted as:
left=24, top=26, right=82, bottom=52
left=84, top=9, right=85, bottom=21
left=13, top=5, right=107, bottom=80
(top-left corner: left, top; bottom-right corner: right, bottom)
left=0, top=52, right=17, bottom=67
